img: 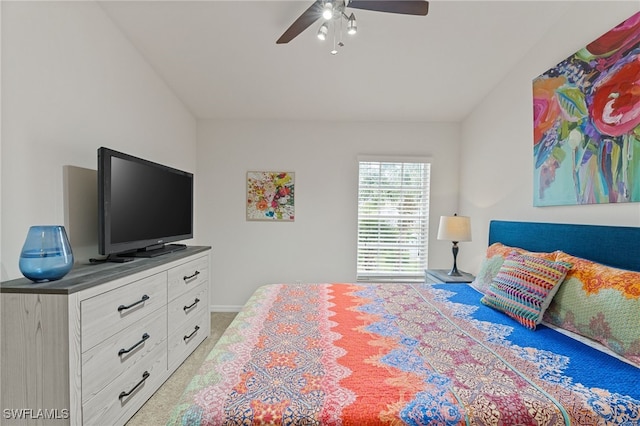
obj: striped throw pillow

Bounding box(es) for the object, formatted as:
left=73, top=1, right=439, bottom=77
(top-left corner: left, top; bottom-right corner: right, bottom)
left=481, top=252, right=572, bottom=330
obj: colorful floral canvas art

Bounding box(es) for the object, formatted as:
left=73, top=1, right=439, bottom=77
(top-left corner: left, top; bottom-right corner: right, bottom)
left=246, top=171, right=295, bottom=221
left=533, top=12, right=640, bottom=206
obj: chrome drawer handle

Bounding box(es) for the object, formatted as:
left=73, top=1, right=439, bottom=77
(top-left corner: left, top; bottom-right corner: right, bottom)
left=118, top=371, right=150, bottom=400
left=183, top=298, right=200, bottom=311
left=118, top=333, right=150, bottom=356
left=183, top=271, right=200, bottom=281
left=183, top=325, right=200, bottom=341
left=117, top=295, right=149, bottom=312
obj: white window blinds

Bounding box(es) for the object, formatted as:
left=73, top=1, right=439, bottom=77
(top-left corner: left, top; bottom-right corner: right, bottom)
left=357, top=159, right=431, bottom=281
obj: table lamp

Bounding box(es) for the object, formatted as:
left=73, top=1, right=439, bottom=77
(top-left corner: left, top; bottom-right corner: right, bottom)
left=437, top=214, right=471, bottom=276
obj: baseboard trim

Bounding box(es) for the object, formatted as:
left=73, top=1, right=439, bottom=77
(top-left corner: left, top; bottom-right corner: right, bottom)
left=210, top=304, right=243, bottom=313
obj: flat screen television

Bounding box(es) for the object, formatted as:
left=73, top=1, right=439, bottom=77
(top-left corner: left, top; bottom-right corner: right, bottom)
left=98, top=147, right=193, bottom=259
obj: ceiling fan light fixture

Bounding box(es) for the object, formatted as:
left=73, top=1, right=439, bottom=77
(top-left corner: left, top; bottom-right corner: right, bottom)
left=347, top=13, right=357, bottom=35
left=276, top=0, right=429, bottom=48
left=322, top=1, right=334, bottom=20
left=317, top=22, right=329, bottom=41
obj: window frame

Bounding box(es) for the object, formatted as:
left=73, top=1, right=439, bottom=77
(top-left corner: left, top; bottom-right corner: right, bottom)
left=356, top=155, right=432, bottom=282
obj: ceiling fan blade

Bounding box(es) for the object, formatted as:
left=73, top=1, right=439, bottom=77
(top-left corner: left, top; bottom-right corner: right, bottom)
left=347, top=0, right=429, bottom=16
left=276, top=0, right=323, bottom=44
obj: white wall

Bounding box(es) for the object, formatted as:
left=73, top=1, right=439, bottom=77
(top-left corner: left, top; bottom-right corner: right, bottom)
left=197, top=120, right=461, bottom=309
left=0, top=1, right=4, bottom=409
left=1, top=1, right=197, bottom=280
left=460, top=1, right=640, bottom=272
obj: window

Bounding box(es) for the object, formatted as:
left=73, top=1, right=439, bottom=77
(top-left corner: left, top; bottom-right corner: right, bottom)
left=357, top=157, right=431, bottom=282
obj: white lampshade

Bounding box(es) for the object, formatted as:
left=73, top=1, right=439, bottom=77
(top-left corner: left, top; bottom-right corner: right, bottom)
left=437, top=215, right=471, bottom=242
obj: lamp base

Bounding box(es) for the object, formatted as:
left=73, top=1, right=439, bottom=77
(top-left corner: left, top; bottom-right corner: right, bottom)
left=448, top=241, right=461, bottom=277
left=447, top=268, right=462, bottom=276
left=426, top=269, right=475, bottom=283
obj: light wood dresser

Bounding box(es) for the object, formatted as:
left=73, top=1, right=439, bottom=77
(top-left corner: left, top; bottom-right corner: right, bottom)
left=0, top=246, right=211, bottom=426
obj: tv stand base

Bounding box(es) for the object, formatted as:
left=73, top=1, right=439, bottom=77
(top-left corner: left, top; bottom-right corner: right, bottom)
left=129, top=243, right=187, bottom=258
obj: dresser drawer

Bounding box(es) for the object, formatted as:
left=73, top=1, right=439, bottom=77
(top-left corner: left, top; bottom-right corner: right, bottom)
left=81, top=272, right=168, bottom=352
left=82, top=306, right=167, bottom=403
left=168, top=311, right=207, bottom=370
left=168, top=282, right=207, bottom=334
left=167, top=255, right=208, bottom=301
left=82, top=341, right=167, bottom=426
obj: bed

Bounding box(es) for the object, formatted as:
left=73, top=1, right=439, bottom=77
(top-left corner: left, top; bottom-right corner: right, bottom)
left=167, top=220, right=640, bottom=425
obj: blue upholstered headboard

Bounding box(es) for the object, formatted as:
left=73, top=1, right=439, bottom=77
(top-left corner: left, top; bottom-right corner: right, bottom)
left=488, top=220, right=640, bottom=273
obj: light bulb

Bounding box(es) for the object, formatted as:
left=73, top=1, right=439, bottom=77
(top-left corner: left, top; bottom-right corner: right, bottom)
left=347, top=13, right=357, bottom=35
left=317, top=23, right=328, bottom=41
left=322, top=1, right=333, bottom=20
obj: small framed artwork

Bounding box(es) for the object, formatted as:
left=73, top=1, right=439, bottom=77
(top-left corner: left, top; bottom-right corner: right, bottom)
left=246, top=171, right=295, bottom=221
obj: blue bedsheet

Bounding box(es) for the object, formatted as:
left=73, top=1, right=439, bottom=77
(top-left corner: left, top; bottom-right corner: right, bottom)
left=439, top=283, right=640, bottom=400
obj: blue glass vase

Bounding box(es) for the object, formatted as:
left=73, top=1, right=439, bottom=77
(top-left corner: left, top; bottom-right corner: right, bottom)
left=19, top=225, right=74, bottom=282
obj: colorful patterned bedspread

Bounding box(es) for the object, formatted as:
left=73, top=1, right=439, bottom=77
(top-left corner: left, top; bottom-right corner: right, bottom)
left=167, top=283, right=640, bottom=425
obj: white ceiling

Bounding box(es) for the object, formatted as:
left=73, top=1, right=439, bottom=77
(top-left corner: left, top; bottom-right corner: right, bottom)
left=99, top=1, right=573, bottom=122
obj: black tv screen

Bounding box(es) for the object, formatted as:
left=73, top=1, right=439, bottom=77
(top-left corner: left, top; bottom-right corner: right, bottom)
left=98, top=147, right=193, bottom=258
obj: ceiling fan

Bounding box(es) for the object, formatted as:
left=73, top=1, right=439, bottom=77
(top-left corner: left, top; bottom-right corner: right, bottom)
left=276, top=0, right=429, bottom=45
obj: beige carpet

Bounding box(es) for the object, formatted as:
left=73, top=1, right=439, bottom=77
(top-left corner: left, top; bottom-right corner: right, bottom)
left=126, top=312, right=237, bottom=426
